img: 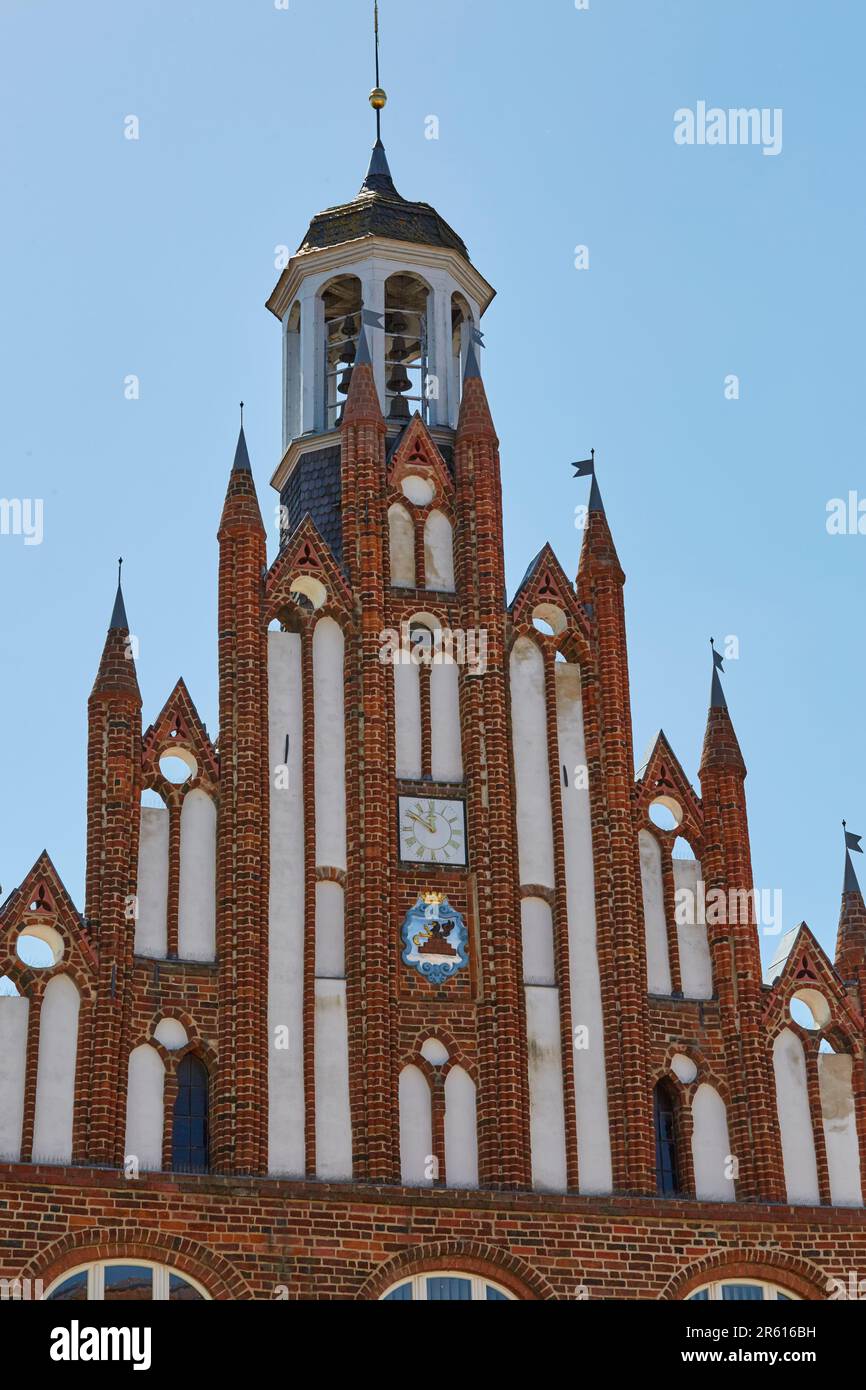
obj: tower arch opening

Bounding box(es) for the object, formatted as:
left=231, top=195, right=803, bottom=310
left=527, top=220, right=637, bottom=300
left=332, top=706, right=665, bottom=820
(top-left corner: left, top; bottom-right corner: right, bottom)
left=322, top=275, right=362, bottom=431
left=385, top=273, right=430, bottom=424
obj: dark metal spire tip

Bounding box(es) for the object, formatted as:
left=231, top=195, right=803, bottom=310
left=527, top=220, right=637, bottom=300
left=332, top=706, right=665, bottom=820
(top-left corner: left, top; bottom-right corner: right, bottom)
left=109, top=560, right=128, bottom=631
left=588, top=473, right=605, bottom=513
left=844, top=849, right=863, bottom=897
left=360, top=139, right=398, bottom=196
left=232, top=422, right=252, bottom=474
left=464, top=339, right=482, bottom=381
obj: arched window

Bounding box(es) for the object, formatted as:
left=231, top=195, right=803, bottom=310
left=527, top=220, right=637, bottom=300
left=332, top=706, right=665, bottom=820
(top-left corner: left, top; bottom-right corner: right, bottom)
left=322, top=275, right=362, bottom=430
left=284, top=299, right=301, bottom=444
left=450, top=293, right=473, bottom=422
left=385, top=274, right=429, bottom=423
left=172, top=1056, right=209, bottom=1173
left=687, top=1280, right=797, bottom=1302
left=388, top=503, right=416, bottom=588
left=382, top=1271, right=514, bottom=1301
left=46, top=1260, right=209, bottom=1301
left=398, top=1064, right=432, bottom=1185
left=654, top=1080, right=681, bottom=1196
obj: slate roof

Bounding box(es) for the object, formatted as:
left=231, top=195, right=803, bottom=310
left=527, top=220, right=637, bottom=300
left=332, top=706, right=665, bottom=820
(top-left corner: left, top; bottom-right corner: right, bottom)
left=297, top=140, right=468, bottom=258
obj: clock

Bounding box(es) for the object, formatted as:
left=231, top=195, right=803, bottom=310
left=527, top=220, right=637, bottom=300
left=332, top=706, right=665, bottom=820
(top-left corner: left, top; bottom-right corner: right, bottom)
left=398, top=796, right=467, bottom=867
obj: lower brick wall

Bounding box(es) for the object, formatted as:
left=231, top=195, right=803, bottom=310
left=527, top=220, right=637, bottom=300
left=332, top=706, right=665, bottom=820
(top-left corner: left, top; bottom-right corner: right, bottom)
left=1, top=1164, right=864, bottom=1300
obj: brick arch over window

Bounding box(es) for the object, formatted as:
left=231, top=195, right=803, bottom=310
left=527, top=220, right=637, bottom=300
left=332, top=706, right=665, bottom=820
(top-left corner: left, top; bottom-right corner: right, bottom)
left=356, top=1241, right=554, bottom=1301
left=21, top=1226, right=253, bottom=1301
left=660, top=1249, right=828, bottom=1302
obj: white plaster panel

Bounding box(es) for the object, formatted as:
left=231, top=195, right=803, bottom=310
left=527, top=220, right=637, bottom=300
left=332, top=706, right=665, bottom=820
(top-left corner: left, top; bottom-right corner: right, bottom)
left=388, top=504, right=416, bottom=587
left=555, top=662, right=613, bottom=1194
left=124, top=1044, right=164, bottom=1172
left=135, top=806, right=169, bottom=958
left=819, top=1052, right=862, bottom=1207
left=394, top=660, right=422, bottom=780
left=32, top=974, right=79, bottom=1163
left=314, top=979, right=353, bottom=1181
left=0, top=996, right=29, bottom=1160
left=521, top=896, right=556, bottom=987
left=639, top=830, right=672, bottom=995
left=315, top=880, right=345, bottom=979
left=313, top=617, right=347, bottom=873
left=444, top=1065, right=478, bottom=1188
left=399, top=1065, right=433, bottom=1186
left=178, top=790, right=216, bottom=961
left=525, top=985, right=568, bottom=1192
left=691, top=1083, right=735, bottom=1201
left=430, top=659, right=463, bottom=783
left=673, top=857, right=713, bottom=1000
left=773, top=1028, right=820, bottom=1204
left=267, top=631, right=306, bottom=1176
left=424, top=510, right=455, bottom=592
left=510, top=637, right=555, bottom=888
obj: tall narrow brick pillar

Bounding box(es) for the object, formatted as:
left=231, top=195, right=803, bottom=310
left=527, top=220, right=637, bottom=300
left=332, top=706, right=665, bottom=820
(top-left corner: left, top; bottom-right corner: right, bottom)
left=577, top=486, right=653, bottom=1193
left=699, top=669, right=784, bottom=1201
left=86, top=578, right=142, bottom=1166
left=454, top=349, right=529, bottom=1188
left=836, top=848, right=866, bottom=995
left=340, top=334, right=392, bottom=1181
left=216, top=425, right=270, bottom=1174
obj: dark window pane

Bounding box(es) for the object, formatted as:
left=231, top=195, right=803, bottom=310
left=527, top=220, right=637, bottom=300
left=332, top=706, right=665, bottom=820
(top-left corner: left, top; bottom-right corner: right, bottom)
left=687, top=1289, right=710, bottom=1301
left=722, top=1285, right=764, bottom=1301
left=383, top=1283, right=413, bottom=1301
left=654, top=1084, right=680, bottom=1196
left=103, top=1265, right=153, bottom=1301
left=486, top=1287, right=508, bottom=1301
left=427, top=1277, right=472, bottom=1301
left=169, top=1274, right=205, bottom=1302
left=47, top=1272, right=88, bottom=1302
left=777, top=1293, right=792, bottom=1302
left=173, top=1056, right=209, bottom=1172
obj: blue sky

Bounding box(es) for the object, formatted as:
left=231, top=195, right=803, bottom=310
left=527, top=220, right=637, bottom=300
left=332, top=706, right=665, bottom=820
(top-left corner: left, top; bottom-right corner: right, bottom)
left=1, top=0, right=863, bottom=965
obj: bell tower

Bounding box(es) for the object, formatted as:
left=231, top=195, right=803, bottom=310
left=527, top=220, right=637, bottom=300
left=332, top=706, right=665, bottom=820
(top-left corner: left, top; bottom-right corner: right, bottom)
left=266, top=14, right=495, bottom=561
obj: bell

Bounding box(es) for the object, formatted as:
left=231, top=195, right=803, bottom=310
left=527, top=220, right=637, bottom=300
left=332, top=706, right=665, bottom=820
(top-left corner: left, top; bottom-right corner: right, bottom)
left=386, top=313, right=408, bottom=336
left=338, top=367, right=354, bottom=395
left=341, top=314, right=357, bottom=338
left=386, top=363, right=411, bottom=394
left=340, top=340, right=356, bottom=365
left=389, top=394, right=411, bottom=422
left=387, top=335, right=407, bottom=362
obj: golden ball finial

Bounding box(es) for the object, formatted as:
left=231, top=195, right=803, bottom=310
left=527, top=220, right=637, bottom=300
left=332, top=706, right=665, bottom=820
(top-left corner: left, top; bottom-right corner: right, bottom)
left=369, top=86, right=387, bottom=112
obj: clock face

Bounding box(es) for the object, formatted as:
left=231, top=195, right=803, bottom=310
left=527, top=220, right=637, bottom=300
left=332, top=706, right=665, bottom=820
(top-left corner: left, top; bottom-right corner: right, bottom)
left=398, top=796, right=467, bottom=866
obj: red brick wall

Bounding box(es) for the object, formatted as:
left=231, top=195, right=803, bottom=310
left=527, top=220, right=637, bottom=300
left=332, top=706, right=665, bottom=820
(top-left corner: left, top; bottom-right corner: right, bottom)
left=1, top=1164, right=860, bottom=1301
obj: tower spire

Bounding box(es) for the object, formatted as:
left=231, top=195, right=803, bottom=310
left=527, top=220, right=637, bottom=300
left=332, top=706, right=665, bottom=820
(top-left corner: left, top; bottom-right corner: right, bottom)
left=710, top=637, right=727, bottom=709
left=109, top=556, right=128, bottom=630
left=370, top=1, right=386, bottom=142
left=836, top=822, right=866, bottom=982
left=359, top=2, right=397, bottom=196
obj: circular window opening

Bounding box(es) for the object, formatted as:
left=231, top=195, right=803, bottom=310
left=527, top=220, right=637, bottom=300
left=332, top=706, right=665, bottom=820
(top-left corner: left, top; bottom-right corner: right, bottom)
left=401, top=474, right=435, bottom=507
left=790, top=989, right=831, bottom=1032
left=648, top=797, right=683, bottom=831
left=289, top=574, right=328, bottom=611
left=532, top=603, right=567, bottom=637
left=159, top=749, right=197, bottom=785
left=16, top=925, right=64, bottom=969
